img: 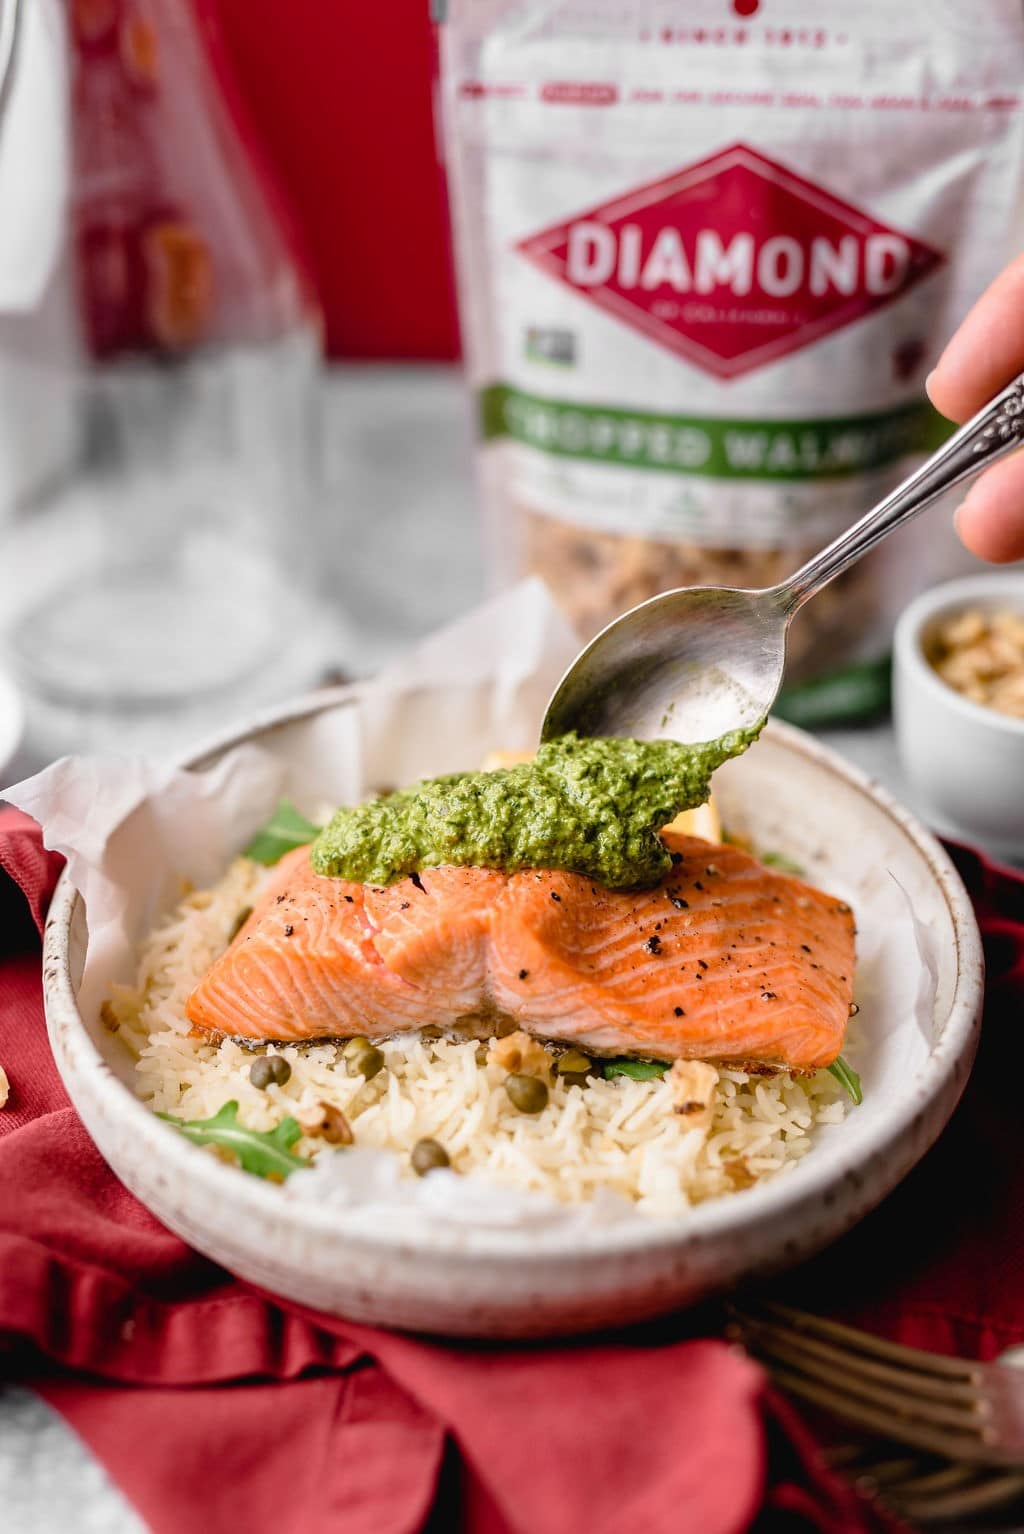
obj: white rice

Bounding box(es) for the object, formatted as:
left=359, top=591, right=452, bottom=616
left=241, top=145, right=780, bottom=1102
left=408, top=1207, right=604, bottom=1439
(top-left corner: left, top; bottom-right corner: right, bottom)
left=108, top=858, right=847, bottom=1219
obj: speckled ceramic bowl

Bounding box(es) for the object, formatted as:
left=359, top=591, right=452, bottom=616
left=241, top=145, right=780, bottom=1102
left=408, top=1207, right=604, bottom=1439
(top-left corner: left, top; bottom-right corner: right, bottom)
left=41, top=701, right=984, bottom=1339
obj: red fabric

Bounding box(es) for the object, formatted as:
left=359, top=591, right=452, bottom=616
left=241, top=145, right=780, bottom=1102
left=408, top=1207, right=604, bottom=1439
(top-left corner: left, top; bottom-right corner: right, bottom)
left=206, top=0, right=460, bottom=360
left=12, top=811, right=1018, bottom=1533
left=779, top=842, right=1024, bottom=1362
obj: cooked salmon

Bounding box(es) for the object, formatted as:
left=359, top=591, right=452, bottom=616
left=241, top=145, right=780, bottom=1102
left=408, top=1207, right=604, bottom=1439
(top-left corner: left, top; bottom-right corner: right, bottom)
left=185, top=835, right=855, bottom=1070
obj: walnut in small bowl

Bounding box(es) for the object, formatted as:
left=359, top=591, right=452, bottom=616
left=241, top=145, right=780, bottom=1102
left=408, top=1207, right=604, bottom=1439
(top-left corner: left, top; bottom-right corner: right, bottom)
left=927, top=608, right=1024, bottom=718
left=894, top=574, right=1024, bottom=858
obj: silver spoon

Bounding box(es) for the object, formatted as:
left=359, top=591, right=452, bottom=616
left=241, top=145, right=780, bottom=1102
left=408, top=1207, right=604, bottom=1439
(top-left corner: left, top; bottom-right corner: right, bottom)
left=543, top=374, right=1024, bottom=746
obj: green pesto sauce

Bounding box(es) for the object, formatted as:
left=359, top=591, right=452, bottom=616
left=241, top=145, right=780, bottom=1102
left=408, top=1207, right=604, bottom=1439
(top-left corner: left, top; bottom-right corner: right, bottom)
left=310, top=725, right=762, bottom=891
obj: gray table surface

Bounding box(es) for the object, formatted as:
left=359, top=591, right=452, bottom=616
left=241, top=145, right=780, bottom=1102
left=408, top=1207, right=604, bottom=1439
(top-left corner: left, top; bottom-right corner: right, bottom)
left=0, top=364, right=954, bottom=1534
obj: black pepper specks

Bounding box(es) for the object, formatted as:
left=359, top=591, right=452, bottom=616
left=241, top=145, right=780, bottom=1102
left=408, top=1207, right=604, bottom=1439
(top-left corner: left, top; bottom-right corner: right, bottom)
left=761, top=990, right=777, bottom=1001
left=674, top=1006, right=685, bottom=1017
left=519, top=969, right=529, bottom=981
left=670, top=852, right=683, bottom=866
left=550, top=891, right=561, bottom=902
left=283, top=924, right=294, bottom=937
left=344, top=895, right=354, bottom=904
left=697, top=959, right=708, bottom=971
left=275, top=894, right=287, bottom=904
left=669, top=895, right=689, bottom=910
left=400, top=901, right=411, bottom=910
left=643, top=935, right=663, bottom=955
left=801, top=943, right=811, bottom=953
left=705, top=864, right=720, bottom=877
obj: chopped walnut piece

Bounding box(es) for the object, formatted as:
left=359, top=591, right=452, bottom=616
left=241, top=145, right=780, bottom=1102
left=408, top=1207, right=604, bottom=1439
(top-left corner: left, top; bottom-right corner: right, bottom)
left=943, top=609, right=986, bottom=648
left=666, top=1059, right=718, bottom=1132
left=930, top=607, right=1024, bottom=718
left=301, top=1102, right=354, bottom=1145
left=724, top=1159, right=755, bottom=1190
left=487, top=1030, right=553, bottom=1080
left=100, top=1000, right=120, bottom=1033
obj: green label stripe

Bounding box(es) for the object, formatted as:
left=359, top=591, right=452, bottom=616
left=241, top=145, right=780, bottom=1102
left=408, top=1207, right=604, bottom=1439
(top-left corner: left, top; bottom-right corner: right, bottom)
left=479, top=384, right=952, bottom=481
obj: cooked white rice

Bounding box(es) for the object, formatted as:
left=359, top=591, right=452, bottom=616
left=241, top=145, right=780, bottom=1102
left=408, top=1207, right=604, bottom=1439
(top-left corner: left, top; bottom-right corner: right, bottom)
left=108, top=858, right=847, bottom=1219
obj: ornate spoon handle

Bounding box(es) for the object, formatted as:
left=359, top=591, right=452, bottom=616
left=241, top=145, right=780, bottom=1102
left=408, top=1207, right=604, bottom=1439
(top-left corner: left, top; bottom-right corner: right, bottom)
left=780, top=376, right=1024, bottom=613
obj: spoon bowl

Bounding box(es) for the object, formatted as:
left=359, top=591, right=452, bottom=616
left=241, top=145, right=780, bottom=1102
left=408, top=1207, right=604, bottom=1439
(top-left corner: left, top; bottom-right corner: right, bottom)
left=543, top=372, right=1024, bottom=746
left=542, top=585, right=787, bottom=745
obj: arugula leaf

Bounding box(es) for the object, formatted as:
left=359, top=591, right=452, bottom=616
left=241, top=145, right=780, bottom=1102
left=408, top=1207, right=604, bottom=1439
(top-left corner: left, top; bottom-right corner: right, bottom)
left=157, top=1101, right=309, bottom=1179
left=244, top=800, right=321, bottom=866
left=827, top=1056, right=863, bottom=1106
left=603, top=1058, right=669, bottom=1081
left=760, top=850, right=805, bottom=877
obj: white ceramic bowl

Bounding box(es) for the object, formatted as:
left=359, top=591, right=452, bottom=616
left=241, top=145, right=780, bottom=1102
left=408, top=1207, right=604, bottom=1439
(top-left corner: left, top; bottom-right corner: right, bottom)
left=41, top=700, right=984, bottom=1339
left=894, top=571, right=1024, bottom=859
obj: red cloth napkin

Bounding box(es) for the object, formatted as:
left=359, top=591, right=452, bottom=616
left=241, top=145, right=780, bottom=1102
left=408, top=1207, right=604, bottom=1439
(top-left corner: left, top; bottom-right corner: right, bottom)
left=7, top=810, right=1018, bottom=1534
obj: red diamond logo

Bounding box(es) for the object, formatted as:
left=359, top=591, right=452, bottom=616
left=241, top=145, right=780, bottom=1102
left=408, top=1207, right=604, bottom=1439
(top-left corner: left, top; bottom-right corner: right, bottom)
left=517, top=143, right=944, bottom=380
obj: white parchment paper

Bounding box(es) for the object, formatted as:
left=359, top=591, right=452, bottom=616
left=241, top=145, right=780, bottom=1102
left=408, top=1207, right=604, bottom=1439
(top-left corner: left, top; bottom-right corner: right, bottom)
left=6, top=580, right=941, bottom=1230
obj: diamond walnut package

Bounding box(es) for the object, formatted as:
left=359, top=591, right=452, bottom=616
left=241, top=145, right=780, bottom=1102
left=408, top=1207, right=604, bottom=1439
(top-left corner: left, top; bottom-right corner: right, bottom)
left=436, top=0, right=1024, bottom=675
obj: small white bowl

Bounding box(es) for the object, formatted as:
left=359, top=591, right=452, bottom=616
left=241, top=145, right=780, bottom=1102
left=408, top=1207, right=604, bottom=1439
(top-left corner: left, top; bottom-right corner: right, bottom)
left=894, top=572, right=1024, bottom=859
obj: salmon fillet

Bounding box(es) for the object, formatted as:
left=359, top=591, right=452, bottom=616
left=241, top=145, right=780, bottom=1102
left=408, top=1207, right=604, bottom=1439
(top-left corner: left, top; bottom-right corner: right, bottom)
left=185, top=835, right=855, bottom=1070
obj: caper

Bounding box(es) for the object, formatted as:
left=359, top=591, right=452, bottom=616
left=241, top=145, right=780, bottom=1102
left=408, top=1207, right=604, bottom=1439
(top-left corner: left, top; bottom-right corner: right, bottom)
left=504, top=1073, right=549, bottom=1114
left=249, top=1054, right=291, bottom=1090
left=556, top=1050, right=592, bottom=1076
left=342, top=1036, right=385, bottom=1080
left=411, top=1138, right=450, bottom=1176
left=554, top=1050, right=593, bottom=1089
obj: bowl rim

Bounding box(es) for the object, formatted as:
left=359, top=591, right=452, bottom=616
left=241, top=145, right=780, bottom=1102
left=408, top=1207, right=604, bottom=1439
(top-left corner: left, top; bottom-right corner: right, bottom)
left=42, top=701, right=985, bottom=1262
left=894, top=570, right=1024, bottom=737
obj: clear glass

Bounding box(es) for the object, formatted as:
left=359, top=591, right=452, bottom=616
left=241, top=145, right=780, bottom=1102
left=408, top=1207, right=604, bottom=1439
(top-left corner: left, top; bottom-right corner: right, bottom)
left=0, top=0, right=340, bottom=764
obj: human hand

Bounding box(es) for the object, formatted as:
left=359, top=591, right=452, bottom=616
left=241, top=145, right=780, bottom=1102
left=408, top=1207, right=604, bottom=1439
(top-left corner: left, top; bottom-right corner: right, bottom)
left=928, top=255, right=1024, bottom=563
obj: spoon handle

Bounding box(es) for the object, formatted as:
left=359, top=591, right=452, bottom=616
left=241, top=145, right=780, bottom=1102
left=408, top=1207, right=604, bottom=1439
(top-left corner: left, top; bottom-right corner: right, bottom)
left=779, top=373, right=1024, bottom=613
